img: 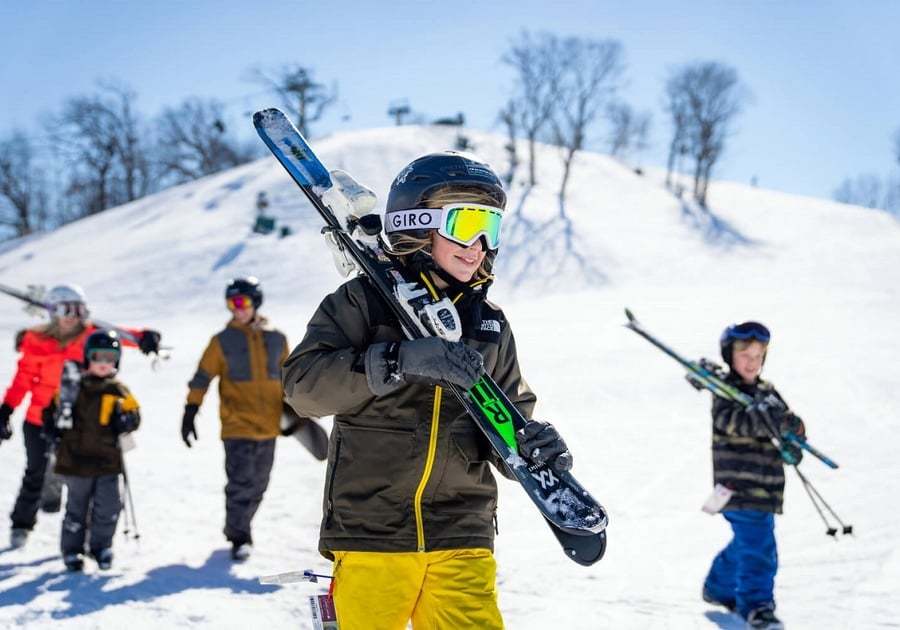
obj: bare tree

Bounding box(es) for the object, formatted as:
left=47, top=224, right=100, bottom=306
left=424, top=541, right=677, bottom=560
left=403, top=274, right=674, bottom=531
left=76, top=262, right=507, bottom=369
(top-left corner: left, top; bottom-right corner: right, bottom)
left=664, top=62, right=747, bottom=207
left=607, top=101, right=652, bottom=161
left=551, top=36, right=624, bottom=216
left=663, top=81, right=691, bottom=190
left=157, top=98, right=253, bottom=184
left=894, top=127, right=900, bottom=167
left=497, top=99, right=519, bottom=186
left=247, top=64, right=336, bottom=136
left=883, top=175, right=900, bottom=214
left=833, top=173, right=885, bottom=208
left=0, top=132, right=49, bottom=238
left=100, top=82, right=149, bottom=202
left=502, top=32, right=563, bottom=188
left=49, top=81, right=152, bottom=216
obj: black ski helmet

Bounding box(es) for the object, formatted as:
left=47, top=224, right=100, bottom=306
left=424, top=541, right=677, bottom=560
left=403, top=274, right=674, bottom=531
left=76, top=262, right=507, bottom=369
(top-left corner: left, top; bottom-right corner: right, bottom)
left=385, top=151, right=506, bottom=249
left=225, top=276, right=263, bottom=309
left=84, top=329, right=122, bottom=369
left=387, top=151, right=506, bottom=212
left=720, top=321, right=771, bottom=367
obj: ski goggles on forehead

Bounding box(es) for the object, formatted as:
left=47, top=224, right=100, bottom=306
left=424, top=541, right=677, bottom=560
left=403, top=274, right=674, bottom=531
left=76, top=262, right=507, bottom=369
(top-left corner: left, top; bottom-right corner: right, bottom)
left=53, top=302, right=88, bottom=319
left=226, top=295, right=254, bottom=310
left=725, top=321, right=771, bottom=343
left=87, top=349, right=119, bottom=364
left=385, top=203, right=503, bottom=250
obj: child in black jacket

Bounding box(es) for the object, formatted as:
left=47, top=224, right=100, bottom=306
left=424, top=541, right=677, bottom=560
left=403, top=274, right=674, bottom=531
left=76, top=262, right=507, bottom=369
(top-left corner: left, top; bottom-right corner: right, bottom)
left=45, top=330, right=140, bottom=572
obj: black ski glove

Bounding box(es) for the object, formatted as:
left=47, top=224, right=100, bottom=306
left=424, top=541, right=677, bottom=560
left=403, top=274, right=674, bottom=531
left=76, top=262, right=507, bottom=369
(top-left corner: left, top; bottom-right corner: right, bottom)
left=280, top=402, right=307, bottom=436
left=746, top=394, right=787, bottom=437
left=0, top=403, right=13, bottom=443
left=516, top=420, right=573, bottom=473
left=181, top=403, right=199, bottom=448
left=365, top=338, right=484, bottom=396
left=779, top=413, right=805, bottom=438
left=138, top=329, right=162, bottom=355
left=40, top=402, right=60, bottom=442
left=114, top=402, right=141, bottom=434
left=15, top=329, right=26, bottom=352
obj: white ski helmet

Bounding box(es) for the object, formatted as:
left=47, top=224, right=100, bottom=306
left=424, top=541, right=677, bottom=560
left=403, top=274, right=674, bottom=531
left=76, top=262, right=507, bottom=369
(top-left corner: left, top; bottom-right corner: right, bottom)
left=46, top=284, right=87, bottom=306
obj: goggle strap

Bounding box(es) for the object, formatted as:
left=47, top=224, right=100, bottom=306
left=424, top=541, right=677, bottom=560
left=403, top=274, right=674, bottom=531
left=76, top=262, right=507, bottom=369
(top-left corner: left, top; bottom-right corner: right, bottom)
left=384, top=209, right=442, bottom=233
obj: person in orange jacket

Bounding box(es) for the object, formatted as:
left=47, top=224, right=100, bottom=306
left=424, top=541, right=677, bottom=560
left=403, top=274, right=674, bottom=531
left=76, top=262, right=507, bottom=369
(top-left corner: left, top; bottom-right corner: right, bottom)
left=181, top=277, right=288, bottom=561
left=0, top=284, right=160, bottom=549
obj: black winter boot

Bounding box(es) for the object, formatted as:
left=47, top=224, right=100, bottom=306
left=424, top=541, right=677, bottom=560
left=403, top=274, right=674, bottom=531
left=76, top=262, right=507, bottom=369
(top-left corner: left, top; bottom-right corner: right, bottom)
left=746, top=605, right=784, bottom=630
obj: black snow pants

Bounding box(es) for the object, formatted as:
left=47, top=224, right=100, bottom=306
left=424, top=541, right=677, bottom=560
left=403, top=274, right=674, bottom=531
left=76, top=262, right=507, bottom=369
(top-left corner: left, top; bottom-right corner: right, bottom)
left=222, top=438, right=276, bottom=545
left=61, top=474, right=121, bottom=555
left=10, top=422, right=61, bottom=529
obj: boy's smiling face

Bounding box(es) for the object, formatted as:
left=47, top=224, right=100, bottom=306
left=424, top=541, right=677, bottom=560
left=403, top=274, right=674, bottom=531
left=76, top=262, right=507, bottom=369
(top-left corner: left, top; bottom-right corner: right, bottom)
left=732, top=340, right=767, bottom=384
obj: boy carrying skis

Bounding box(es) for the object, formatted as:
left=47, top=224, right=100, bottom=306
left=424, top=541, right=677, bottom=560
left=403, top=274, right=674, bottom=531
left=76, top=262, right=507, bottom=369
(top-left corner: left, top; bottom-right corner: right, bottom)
left=702, top=322, right=806, bottom=630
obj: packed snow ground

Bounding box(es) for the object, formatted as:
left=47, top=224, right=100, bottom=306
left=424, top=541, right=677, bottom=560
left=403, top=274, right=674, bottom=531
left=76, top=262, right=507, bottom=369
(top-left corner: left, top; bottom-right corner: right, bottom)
left=0, top=125, right=898, bottom=629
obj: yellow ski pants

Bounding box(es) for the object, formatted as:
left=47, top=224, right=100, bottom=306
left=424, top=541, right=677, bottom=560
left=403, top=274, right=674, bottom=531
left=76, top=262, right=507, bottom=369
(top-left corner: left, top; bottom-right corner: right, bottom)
left=331, top=548, right=503, bottom=630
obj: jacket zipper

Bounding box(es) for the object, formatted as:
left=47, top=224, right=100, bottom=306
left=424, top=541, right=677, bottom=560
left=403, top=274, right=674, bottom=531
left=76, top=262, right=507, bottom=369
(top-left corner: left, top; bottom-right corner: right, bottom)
left=325, top=434, right=342, bottom=526
left=413, top=386, right=442, bottom=552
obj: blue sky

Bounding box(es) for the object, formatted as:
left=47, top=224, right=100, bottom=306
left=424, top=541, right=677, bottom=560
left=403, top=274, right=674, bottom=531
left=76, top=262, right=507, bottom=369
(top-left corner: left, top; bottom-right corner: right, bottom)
left=1, top=0, right=898, bottom=200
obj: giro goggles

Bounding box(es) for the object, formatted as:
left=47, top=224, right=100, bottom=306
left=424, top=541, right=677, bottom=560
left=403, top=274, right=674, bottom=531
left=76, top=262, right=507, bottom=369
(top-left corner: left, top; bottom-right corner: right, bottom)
left=385, top=203, right=503, bottom=250
left=52, top=301, right=88, bottom=319
left=226, top=295, right=254, bottom=311
left=723, top=321, right=771, bottom=344
left=87, top=349, right=119, bottom=365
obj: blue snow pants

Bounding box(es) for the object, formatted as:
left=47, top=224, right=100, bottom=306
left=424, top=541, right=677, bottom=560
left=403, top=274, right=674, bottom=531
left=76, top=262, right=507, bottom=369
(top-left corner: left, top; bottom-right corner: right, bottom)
left=703, top=509, right=778, bottom=618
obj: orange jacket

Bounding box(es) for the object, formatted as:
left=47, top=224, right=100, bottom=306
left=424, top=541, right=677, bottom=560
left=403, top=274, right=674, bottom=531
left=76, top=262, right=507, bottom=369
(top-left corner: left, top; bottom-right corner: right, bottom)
left=3, top=323, right=141, bottom=426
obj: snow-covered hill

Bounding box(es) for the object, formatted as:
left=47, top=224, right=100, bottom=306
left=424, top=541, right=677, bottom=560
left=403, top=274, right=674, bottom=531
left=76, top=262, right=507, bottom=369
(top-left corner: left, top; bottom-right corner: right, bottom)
left=0, top=125, right=898, bottom=629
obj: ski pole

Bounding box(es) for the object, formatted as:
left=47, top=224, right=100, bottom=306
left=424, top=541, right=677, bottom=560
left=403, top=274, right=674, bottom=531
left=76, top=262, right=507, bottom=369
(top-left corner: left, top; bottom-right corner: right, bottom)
left=120, top=475, right=132, bottom=538
left=795, top=467, right=838, bottom=537
left=794, top=466, right=853, bottom=536
left=120, top=458, right=140, bottom=540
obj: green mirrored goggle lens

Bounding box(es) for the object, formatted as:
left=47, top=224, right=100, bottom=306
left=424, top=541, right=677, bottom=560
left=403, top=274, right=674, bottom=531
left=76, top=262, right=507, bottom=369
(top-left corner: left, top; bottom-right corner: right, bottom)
left=443, top=206, right=502, bottom=249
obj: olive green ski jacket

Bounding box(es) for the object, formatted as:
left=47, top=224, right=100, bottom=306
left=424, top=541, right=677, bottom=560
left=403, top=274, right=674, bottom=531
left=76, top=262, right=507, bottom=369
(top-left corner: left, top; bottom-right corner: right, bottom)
left=283, top=276, right=536, bottom=559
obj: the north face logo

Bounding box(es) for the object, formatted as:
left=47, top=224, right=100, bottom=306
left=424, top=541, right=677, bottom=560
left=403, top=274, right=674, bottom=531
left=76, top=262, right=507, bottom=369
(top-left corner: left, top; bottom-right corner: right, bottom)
left=480, top=320, right=500, bottom=333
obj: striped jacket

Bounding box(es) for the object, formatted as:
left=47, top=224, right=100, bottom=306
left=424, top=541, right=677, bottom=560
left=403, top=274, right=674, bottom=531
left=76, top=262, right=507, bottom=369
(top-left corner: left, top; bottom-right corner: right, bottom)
left=187, top=317, right=289, bottom=440
left=711, top=375, right=788, bottom=514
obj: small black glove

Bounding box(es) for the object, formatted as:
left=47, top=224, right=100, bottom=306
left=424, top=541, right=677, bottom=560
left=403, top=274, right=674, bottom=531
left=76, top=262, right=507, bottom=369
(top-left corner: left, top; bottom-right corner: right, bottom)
left=138, top=329, right=162, bottom=355
left=0, top=403, right=13, bottom=443
left=779, top=413, right=805, bottom=438
left=181, top=403, right=199, bottom=448
left=280, top=402, right=305, bottom=436
left=114, top=402, right=141, bottom=434
left=516, top=420, right=573, bottom=473
left=365, top=338, right=484, bottom=396
left=15, top=329, right=26, bottom=352
left=746, top=393, right=787, bottom=436
left=40, top=402, right=60, bottom=442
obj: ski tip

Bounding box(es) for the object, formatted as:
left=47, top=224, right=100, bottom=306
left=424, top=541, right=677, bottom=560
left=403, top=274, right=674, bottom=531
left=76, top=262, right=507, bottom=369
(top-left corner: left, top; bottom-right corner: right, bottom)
left=624, top=307, right=637, bottom=324
left=252, top=108, right=287, bottom=127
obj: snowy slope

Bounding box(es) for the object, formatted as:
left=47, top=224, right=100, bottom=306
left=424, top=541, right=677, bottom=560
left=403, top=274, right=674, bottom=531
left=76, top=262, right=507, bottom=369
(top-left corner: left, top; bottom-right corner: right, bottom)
left=0, top=124, right=898, bottom=629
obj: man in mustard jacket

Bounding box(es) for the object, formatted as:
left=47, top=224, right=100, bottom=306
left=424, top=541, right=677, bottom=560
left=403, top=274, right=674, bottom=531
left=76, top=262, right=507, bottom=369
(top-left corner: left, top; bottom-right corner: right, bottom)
left=181, top=277, right=289, bottom=561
